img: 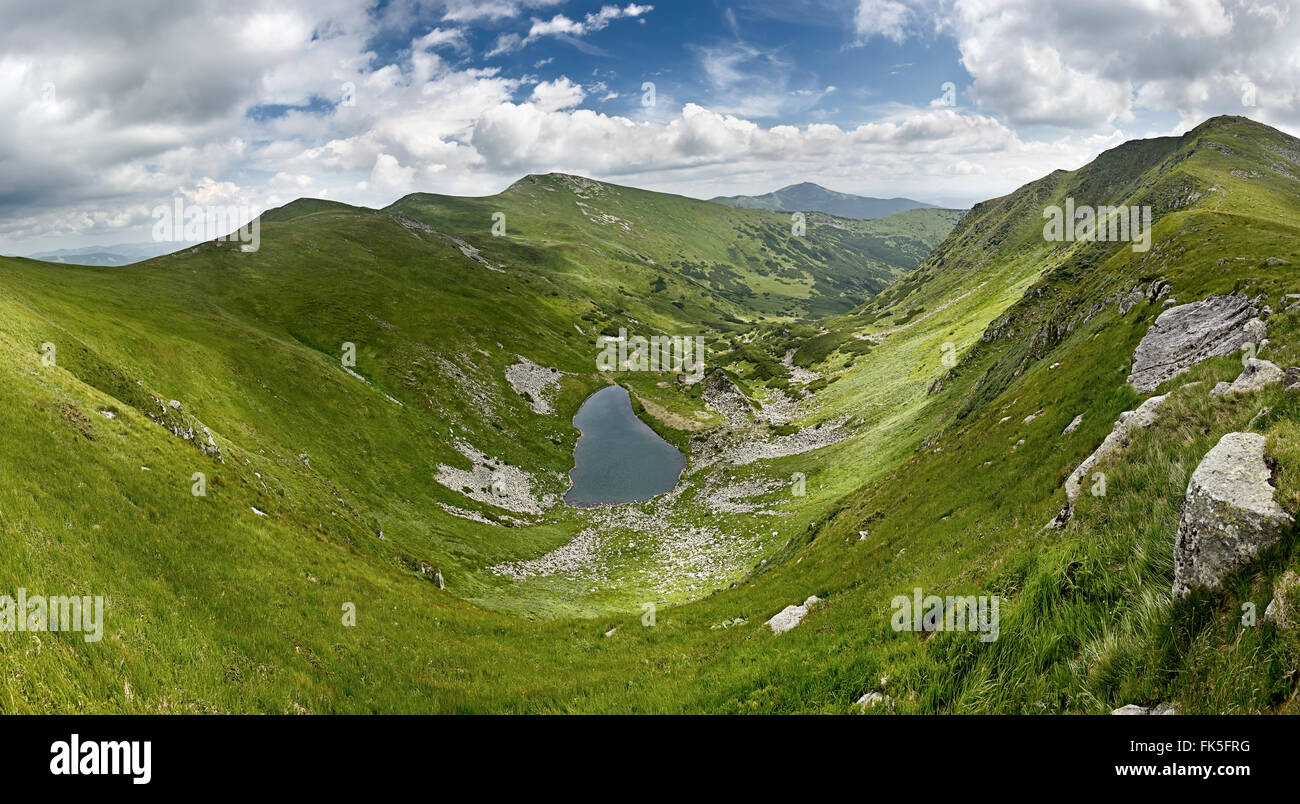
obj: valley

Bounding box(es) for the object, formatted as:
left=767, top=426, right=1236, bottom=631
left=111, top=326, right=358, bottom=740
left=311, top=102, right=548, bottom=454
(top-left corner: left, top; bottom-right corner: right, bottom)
left=1, top=115, right=1298, bottom=714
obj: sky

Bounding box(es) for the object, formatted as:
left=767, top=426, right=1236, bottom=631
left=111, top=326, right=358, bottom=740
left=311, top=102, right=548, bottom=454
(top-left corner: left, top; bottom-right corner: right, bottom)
left=2, top=0, right=1299, bottom=253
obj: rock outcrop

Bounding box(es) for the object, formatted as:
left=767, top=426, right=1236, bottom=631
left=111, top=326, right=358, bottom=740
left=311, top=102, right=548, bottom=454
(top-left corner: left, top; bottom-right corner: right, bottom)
left=1172, top=433, right=1295, bottom=600
left=1285, top=367, right=1300, bottom=391
left=1127, top=295, right=1261, bottom=393
left=1210, top=358, right=1285, bottom=395
left=766, top=595, right=820, bottom=634
left=1048, top=395, right=1167, bottom=529
left=855, top=691, right=892, bottom=710
left=1112, top=703, right=1177, bottom=715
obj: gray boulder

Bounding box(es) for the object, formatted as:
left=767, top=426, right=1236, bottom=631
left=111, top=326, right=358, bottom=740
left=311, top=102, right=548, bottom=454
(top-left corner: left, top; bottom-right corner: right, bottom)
left=1112, top=703, right=1177, bottom=715
left=1285, top=367, right=1300, bottom=391
left=1127, top=295, right=1260, bottom=394
left=1172, top=433, right=1295, bottom=599
left=766, top=595, right=820, bottom=634
left=1048, top=395, right=1166, bottom=529
left=1209, top=358, right=1285, bottom=395
left=1118, top=289, right=1145, bottom=316
left=854, top=691, right=892, bottom=710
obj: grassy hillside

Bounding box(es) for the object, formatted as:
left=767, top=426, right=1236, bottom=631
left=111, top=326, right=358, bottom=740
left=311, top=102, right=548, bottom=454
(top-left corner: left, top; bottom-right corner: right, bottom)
left=0, top=116, right=1297, bottom=714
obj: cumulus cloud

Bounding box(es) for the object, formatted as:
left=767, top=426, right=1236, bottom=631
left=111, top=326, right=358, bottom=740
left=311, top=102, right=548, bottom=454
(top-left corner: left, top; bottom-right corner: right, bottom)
left=530, top=77, right=586, bottom=111
left=4, top=0, right=1296, bottom=253
left=948, top=0, right=1300, bottom=128
left=854, top=0, right=917, bottom=42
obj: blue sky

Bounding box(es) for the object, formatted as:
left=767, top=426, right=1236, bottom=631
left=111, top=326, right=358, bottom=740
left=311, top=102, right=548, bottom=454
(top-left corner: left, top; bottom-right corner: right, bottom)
left=2, top=0, right=1298, bottom=253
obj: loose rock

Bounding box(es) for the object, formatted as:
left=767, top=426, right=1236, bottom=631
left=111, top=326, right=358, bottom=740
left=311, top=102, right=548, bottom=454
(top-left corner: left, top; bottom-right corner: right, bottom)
left=1209, top=358, right=1285, bottom=395
left=855, top=691, right=892, bottom=710
left=1112, top=703, right=1177, bottom=715
left=1172, top=432, right=1295, bottom=599
left=1048, top=395, right=1167, bottom=529
left=1285, top=367, right=1300, bottom=391
left=766, top=595, right=820, bottom=634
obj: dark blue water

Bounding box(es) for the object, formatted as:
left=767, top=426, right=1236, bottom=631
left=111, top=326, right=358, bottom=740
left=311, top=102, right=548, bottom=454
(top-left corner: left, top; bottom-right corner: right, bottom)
left=564, top=385, right=685, bottom=506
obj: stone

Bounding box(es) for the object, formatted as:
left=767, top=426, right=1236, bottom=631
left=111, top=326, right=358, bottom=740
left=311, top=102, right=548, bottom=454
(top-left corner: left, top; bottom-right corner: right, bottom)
left=1264, top=570, right=1299, bottom=629
left=1146, top=279, right=1171, bottom=303
left=1285, top=367, right=1300, bottom=391
left=1062, top=414, right=1083, bottom=435
left=1209, top=358, right=1285, bottom=395
left=855, top=691, right=892, bottom=709
left=1111, top=703, right=1177, bottom=715
left=1172, top=433, right=1295, bottom=599
left=766, top=595, right=820, bottom=634
left=1127, top=295, right=1260, bottom=393
left=1048, top=395, right=1167, bottom=529
left=1117, top=289, right=1145, bottom=316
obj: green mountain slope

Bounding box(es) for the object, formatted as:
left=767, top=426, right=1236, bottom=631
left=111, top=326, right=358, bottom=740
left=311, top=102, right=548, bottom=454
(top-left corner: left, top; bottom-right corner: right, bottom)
left=0, top=117, right=1297, bottom=714
left=710, top=181, right=939, bottom=219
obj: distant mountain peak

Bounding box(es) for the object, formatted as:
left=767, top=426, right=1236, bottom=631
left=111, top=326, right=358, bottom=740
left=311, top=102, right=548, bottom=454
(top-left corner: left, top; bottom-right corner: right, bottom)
left=709, top=183, right=939, bottom=220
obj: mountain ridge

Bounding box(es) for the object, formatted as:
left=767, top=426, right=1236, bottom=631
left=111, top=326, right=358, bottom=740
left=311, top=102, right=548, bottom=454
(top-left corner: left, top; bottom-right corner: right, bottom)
left=709, top=180, right=940, bottom=219
left=0, top=115, right=1297, bottom=713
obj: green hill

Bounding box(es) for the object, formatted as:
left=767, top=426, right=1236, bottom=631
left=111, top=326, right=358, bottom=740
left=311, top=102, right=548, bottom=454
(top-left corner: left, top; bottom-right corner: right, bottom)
left=0, top=117, right=1297, bottom=714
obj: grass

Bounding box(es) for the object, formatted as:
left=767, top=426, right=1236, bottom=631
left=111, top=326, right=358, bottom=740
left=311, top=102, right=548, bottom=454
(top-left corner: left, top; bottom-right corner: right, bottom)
left=0, top=116, right=1297, bottom=713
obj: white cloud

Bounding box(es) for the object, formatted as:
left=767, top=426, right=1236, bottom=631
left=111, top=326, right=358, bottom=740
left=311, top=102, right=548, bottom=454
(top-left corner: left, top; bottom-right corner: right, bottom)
left=5, top=0, right=1299, bottom=254
left=440, top=0, right=564, bottom=23
left=523, top=4, right=655, bottom=46
left=530, top=77, right=586, bottom=111
left=854, top=0, right=916, bottom=43
left=947, top=0, right=1300, bottom=128
left=367, top=153, right=417, bottom=194
left=415, top=27, right=468, bottom=51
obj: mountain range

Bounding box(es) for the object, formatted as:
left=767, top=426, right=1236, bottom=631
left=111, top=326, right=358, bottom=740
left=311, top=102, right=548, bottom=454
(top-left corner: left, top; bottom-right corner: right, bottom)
left=710, top=181, right=938, bottom=219
left=0, top=115, right=1297, bottom=713
left=20, top=241, right=194, bottom=267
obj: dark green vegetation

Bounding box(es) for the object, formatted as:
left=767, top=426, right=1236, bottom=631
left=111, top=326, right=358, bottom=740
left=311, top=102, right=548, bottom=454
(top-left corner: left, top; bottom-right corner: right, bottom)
left=710, top=181, right=939, bottom=220
left=0, top=116, right=1297, bottom=713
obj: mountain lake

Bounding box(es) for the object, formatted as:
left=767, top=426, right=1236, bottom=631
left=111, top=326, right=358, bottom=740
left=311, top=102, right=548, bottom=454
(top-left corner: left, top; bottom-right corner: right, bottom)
left=564, top=385, right=686, bottom=506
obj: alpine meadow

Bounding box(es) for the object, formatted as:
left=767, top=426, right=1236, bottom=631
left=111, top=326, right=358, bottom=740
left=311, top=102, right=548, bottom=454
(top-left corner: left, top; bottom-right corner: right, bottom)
left=4, top=2, right=1300, bottom=772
